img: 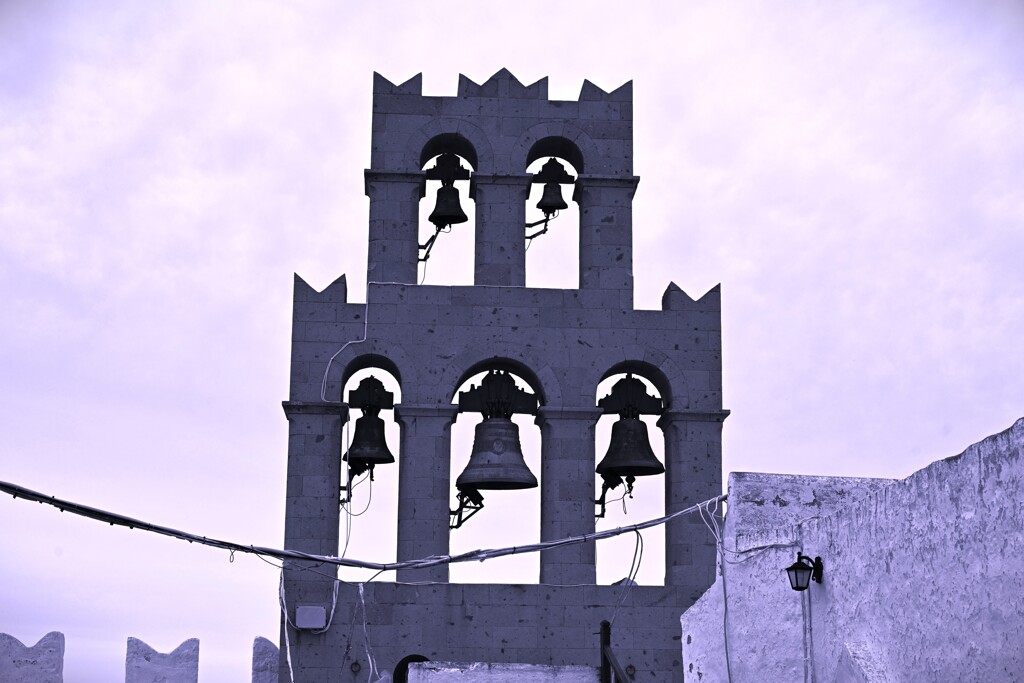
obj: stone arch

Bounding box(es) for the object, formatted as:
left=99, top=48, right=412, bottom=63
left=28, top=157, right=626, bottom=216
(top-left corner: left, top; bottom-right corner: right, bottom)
left=440, top=342, right=563, bottom=408
left=405, top=117, right=494, bottom=173
left=526, top=136, right=585, bottom=175
left=511, top=121, right=603, bottom=175
left=340, top=352, right=403, bottom=397
left=394, top=654, right=430, bottom=683
left=325, top=340, right=417, bottom=403
left=586, top=353, right=686, bottom=410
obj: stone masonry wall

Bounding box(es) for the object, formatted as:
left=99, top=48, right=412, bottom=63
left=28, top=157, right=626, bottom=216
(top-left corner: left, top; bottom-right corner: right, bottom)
left=282, top=70, right=727, bottom=683
left=281, top=583, right=688, bottom=682
left=682, top=417, right=1024, bottom=681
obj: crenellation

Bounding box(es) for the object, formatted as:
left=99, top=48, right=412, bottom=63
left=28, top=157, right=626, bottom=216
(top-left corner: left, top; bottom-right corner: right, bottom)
left=373, top=72, right=423, bottom=96
left=281, top=70, right=724, bottom=683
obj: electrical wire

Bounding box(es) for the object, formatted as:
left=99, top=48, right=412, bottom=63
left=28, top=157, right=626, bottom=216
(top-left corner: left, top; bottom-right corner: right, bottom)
left=0, top=478, right=725, bottom=574
left=358, top=583, right=381, bottom=682
left=609, top=529, right=643, bottom=626
left=320, top=280, right=412, bottom=403
left=278, top=573, right=298, bottom=683
left=345, top=478, right=373, bottom=517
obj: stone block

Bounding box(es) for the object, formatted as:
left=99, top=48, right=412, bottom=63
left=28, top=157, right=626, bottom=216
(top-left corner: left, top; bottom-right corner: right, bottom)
left=125, top=637, right=198, bottom=683
left=251, top=637, right=279, bottom=683
left=0, top=632, right=64, bottom=683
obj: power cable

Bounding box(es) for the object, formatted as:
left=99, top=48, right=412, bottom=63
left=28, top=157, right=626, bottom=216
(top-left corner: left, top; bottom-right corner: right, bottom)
left=0, top=478, right=725, bottom=573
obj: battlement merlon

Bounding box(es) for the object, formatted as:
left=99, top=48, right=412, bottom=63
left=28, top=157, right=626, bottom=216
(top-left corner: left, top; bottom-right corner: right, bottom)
left=370, top=69, right=633, bottom=176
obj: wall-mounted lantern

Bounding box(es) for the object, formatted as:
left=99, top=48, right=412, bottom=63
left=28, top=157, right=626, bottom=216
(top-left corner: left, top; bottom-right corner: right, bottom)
left=785, top=553, right=824, bottom=591
left=420, top=152, right=471, bottom=263
left=342, top=376, right=395, bottom=503
left=450, top=370, right=539, bottom=529
left=594, top=374, right=664, bottom=518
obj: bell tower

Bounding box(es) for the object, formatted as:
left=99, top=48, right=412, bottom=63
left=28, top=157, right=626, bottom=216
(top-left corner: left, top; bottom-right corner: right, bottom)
left=281, top=70, right=727, bottom=682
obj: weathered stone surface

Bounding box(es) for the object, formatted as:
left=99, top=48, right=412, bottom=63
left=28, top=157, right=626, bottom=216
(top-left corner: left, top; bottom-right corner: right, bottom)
left=251, top=637, right=278, bottom=683
left=282, top=70, right=726, bottom=683
left=835, top=642, right=891, bottom=683
left=125, top=637, right=198, bottom=683
left=0, top=632, right=64, bottom=683
left=409, top=661, right=599, bottom=682
left=683, top=417, right=1024, bottom=682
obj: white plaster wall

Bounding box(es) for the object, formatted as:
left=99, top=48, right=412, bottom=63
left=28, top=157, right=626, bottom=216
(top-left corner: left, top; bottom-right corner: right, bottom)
left=682, top=472, right=890, bottom=682
left=805, top=417, right=1024, bottom=680
left=682, top=417, right=1024, bottom=682
left=408, top=661, right=599, bottom=682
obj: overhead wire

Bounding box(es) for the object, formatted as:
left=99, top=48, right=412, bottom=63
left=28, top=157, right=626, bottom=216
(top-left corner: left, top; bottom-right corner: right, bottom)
left=0, top=478, right=725, bottom=573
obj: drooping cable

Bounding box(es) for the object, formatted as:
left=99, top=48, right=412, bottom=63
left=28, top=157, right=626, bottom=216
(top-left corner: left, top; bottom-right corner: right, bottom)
left=0, top=478, right=725, bottom=573
left=609, top=529, right=643, bottom=626
left=358, top=583, right=381, bottom=682
left=278, top=573, right=297, bottom=683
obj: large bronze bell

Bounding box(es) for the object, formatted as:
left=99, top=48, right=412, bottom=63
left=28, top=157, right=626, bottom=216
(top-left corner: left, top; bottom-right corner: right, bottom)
left=428, top=185, right=469, bottom=230
left=344, top=412, right=395, bottom=476
left=536, top=182, right=568, bottom=217
left=456, top=417, right=538, bottom=490
left=596, top=417, right=664, bottom=478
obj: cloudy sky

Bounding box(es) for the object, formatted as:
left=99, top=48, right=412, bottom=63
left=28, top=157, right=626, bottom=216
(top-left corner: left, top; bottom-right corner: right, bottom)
left=1, top=0, right=1022, bottom=680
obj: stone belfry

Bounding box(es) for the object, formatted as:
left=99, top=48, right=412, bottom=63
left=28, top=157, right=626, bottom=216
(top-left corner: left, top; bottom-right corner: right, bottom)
left=281, top=69, right=726, bottom=682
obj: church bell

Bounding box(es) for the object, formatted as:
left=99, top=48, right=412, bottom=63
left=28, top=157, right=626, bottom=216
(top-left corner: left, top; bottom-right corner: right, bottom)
left=428, top=185, right=469, bottom=230
left=456, top=417, right=538, bottom=491
left=536, top=182, right=568, bottom=217
left=596, top=416, right=664, bottom=479
left=344, top=411, right=395, bottom=477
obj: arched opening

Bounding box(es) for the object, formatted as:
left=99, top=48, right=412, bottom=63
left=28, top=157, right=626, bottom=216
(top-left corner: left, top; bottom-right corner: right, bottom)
left=594, top=369, right=667, bottom=586
left=524, top=137, right=583, bottom=289
left=448, top=366, right=543, bottom=584
left=393, top=654, right=430, bottom=683
left=418, top=134, right=477, bottom=286
left=336, top=363, right=402, bottom=582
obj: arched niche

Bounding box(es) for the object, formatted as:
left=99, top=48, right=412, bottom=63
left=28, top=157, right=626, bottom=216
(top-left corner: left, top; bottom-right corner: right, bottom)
left=447, top=361, right=544, bottom=584
left=419, top=132, right=479, bottom=171
left=450, top=357, right=547, bottom=406
left=593, top=364, right=669, bottom=586
left=341, top=353, right=403, bottom=394
left=524, top=146, right=582, bottom=289
left=598, top=361, right=673, bottom=409
left=418, top=134, right=478, bottom=286
left=526, top=136, right=585, bottom=175
left=336, top=360, right=403, bottom=581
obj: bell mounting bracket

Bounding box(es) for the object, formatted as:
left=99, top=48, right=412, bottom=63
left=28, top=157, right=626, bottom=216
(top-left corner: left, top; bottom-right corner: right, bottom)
left=425, top=152, right=470, bottom=187
left=449, top=486, right=484, bottom=529
left=598, top=373, right=662, bottom=419
left=458, top=370, right=538, bottom=419
left=347, top=375, right=394, bottom=417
